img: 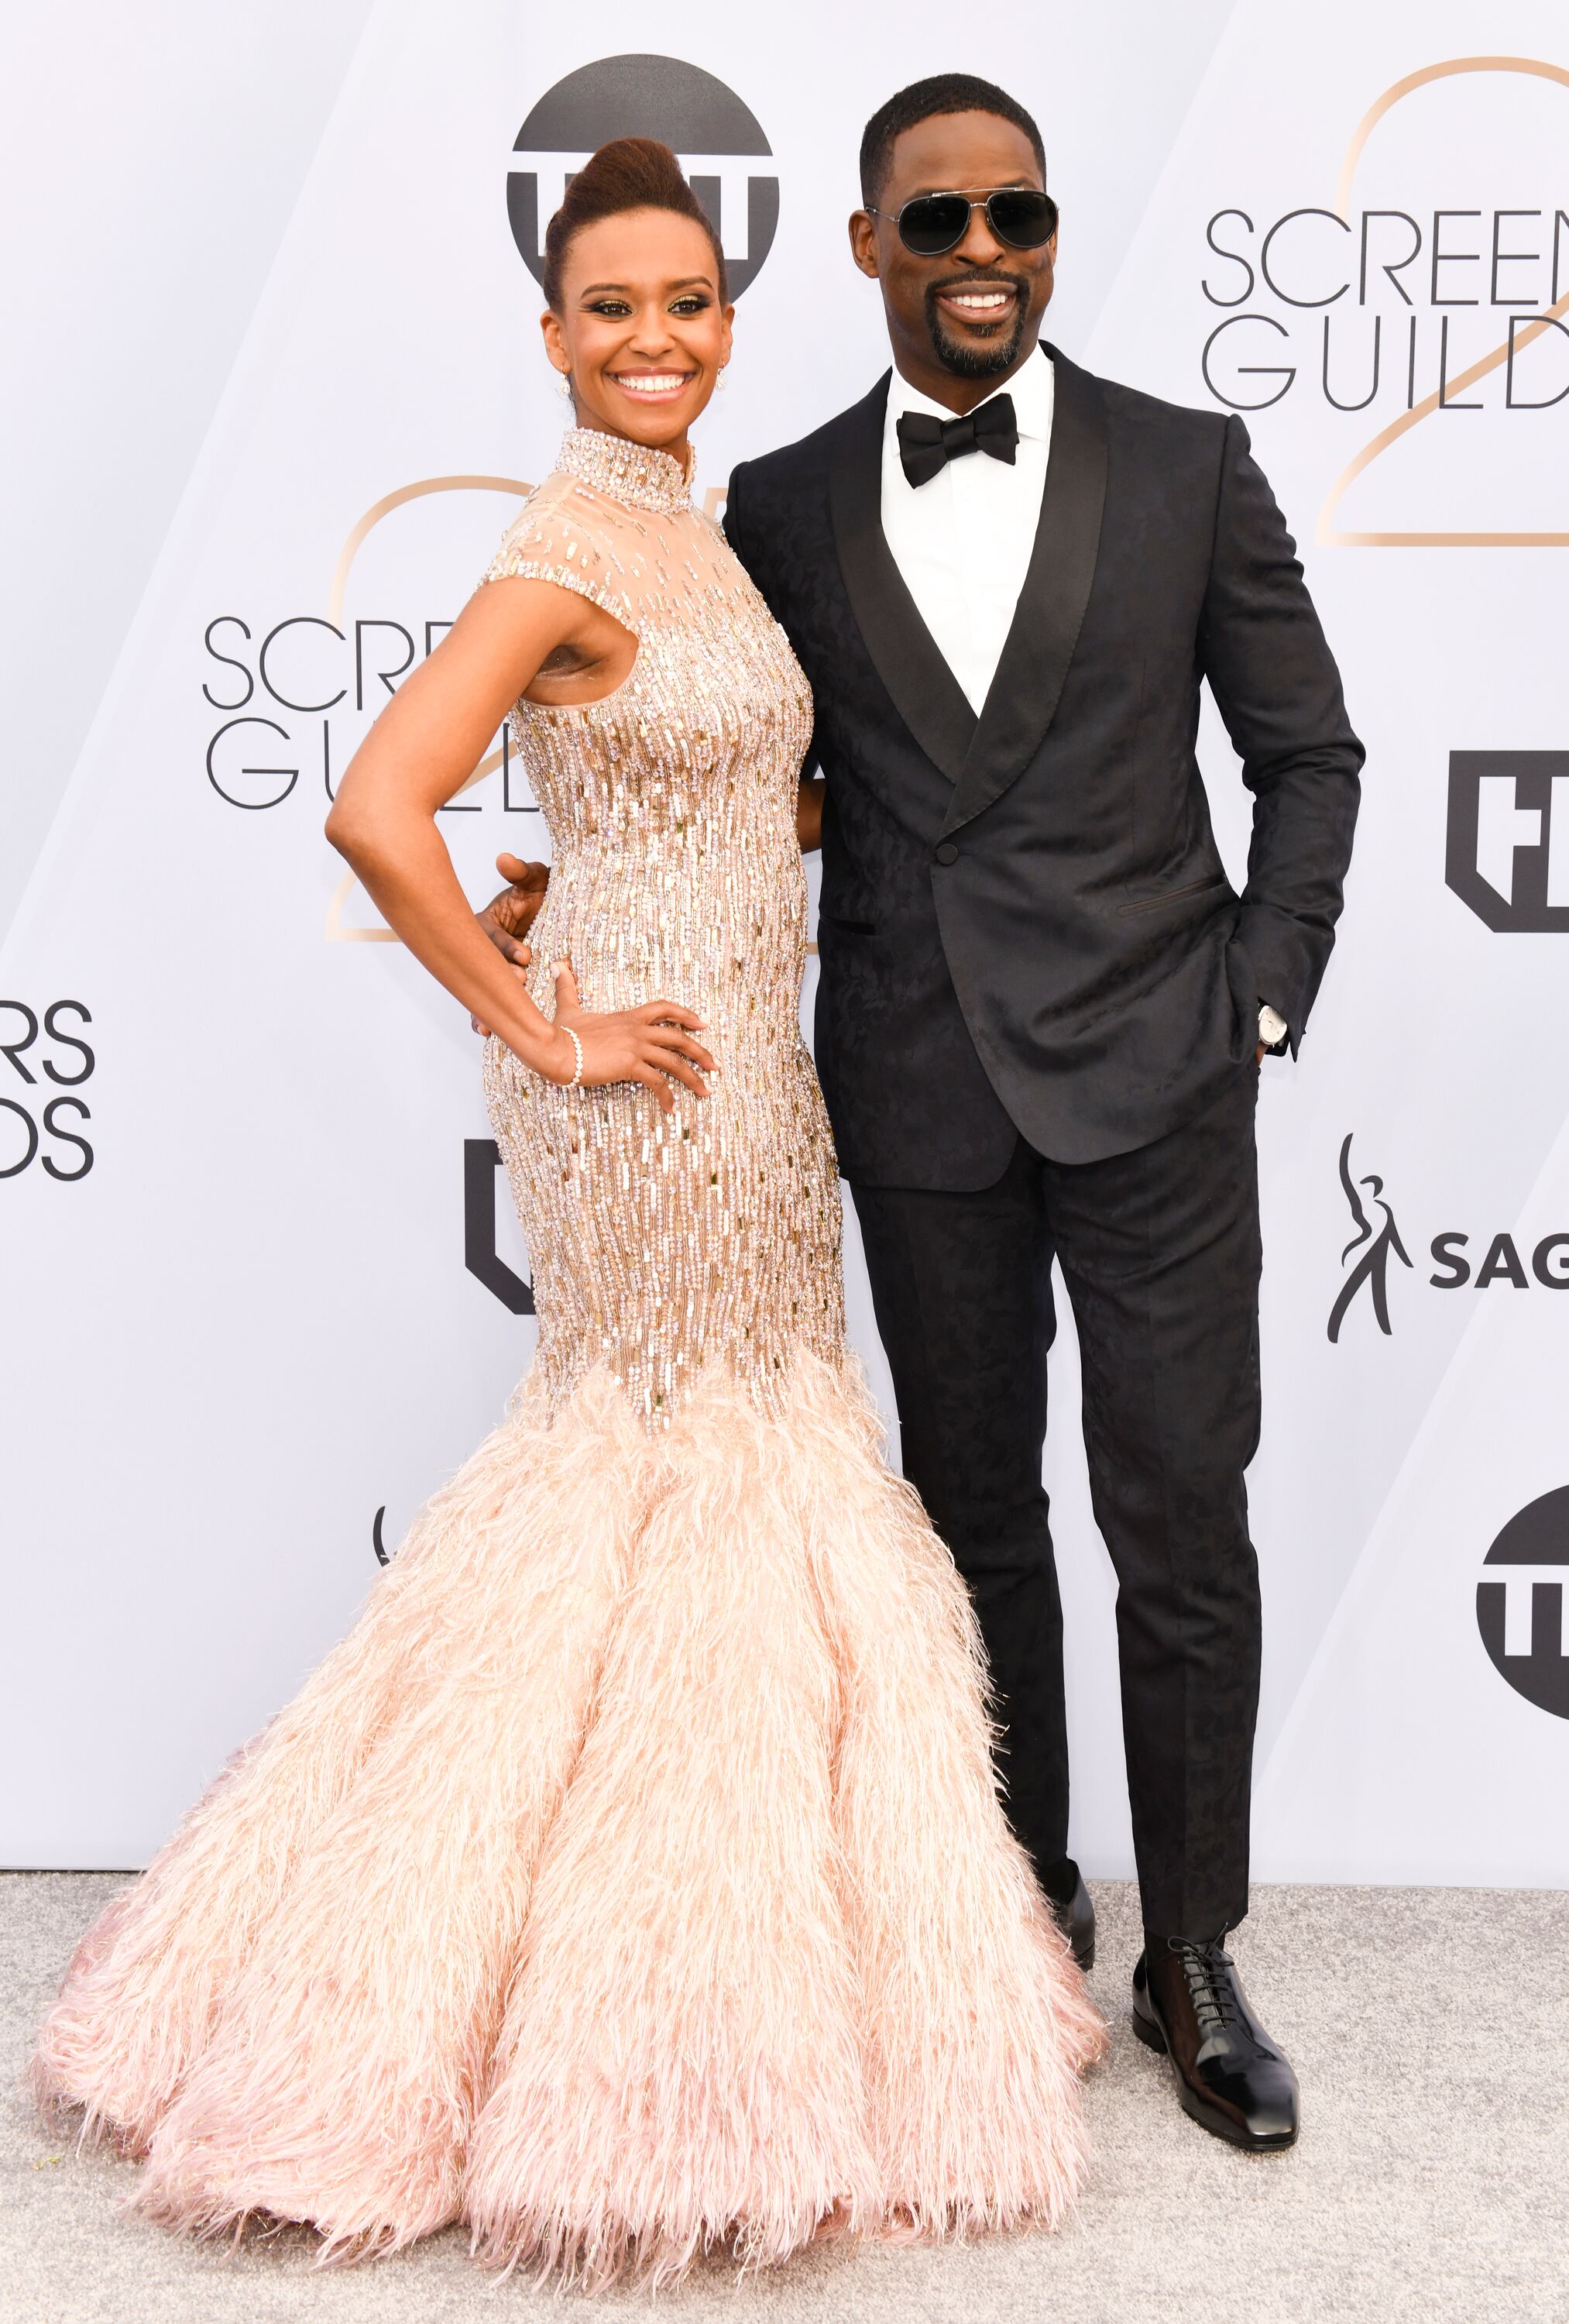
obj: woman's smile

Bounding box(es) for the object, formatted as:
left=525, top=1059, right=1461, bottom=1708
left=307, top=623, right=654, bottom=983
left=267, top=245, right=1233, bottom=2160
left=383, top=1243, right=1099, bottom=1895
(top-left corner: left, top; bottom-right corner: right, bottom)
left=606, top=366, right=697, bottom=402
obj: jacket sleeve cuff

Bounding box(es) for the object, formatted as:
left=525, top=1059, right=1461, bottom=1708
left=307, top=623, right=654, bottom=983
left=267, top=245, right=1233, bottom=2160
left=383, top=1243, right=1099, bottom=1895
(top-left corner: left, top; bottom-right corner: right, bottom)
left=1258, top=1002, right=1289, bottom=1054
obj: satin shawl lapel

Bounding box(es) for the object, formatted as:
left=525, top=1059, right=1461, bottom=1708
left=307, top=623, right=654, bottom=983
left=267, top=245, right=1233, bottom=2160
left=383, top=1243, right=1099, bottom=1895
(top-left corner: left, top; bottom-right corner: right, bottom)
left=827, top=374, right=976, bottom=786
left=939, top=346, right=1109, bottom=840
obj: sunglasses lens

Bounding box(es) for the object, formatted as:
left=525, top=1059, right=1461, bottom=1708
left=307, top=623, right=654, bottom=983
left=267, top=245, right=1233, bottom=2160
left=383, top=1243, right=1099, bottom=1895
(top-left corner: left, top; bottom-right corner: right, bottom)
left=898, top=194, right=972, bottom=255
left=987, top=190, right=1056, bottom=249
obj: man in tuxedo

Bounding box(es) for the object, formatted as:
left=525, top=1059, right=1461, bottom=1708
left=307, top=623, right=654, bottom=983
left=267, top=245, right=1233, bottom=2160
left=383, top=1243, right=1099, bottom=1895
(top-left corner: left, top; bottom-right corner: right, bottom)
left=484, top=73, right=1361, bottom=2152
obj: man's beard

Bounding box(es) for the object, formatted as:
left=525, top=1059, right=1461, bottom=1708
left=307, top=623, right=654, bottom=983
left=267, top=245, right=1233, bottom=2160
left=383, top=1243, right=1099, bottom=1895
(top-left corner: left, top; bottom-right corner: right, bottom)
left=924, top=273, right=1033, bottom=378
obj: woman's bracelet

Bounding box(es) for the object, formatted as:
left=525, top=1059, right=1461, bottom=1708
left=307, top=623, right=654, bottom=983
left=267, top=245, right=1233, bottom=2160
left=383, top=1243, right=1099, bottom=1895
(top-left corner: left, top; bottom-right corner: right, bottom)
left=562, top=1026, right=584, bottom=1089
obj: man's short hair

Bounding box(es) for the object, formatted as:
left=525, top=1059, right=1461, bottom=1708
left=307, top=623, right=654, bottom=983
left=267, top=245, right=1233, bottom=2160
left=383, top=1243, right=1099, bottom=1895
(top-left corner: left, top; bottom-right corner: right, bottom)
left=859, top=74, right=1046, bottom=208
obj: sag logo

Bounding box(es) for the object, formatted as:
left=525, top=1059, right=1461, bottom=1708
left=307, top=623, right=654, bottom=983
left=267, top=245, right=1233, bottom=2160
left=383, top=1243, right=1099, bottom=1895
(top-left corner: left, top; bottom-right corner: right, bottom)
left=1476, top=1487, right=1569, bottom=1719
left=1328, top=1132, right=1569, bottom=1339
left=1446, top=750, right=1569, bottom=932
left=1327, top=1133, right=1411, bottom=1341
left=508, top=54, right=778, bottom=299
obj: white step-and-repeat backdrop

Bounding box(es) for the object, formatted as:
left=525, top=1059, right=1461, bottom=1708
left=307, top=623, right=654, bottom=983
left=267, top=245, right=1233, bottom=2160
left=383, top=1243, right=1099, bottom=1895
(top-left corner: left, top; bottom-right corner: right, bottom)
left=5, top=0, right=1567, bottom=1880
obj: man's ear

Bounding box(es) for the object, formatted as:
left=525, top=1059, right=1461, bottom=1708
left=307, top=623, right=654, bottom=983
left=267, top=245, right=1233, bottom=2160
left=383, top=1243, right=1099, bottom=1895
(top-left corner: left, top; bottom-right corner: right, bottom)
left=848, top=210, right=881, bottom=280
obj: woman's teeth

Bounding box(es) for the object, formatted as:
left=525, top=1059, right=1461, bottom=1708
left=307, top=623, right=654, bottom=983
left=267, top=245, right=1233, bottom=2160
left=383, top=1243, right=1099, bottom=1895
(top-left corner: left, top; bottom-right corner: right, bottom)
left=613, top=373, right=689, bottom=396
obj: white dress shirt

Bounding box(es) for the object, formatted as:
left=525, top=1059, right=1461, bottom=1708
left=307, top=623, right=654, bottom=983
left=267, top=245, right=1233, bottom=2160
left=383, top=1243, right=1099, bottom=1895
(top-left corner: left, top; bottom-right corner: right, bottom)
left=877, top=346, right=1288, bottom=1053
left=880, top=343, right=1054, bottom=717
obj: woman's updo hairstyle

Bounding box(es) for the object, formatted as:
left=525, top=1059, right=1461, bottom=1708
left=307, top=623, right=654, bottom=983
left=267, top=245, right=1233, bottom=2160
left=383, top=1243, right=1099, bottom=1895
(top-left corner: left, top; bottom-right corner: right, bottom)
left=541, top=137, right=730, bottom=310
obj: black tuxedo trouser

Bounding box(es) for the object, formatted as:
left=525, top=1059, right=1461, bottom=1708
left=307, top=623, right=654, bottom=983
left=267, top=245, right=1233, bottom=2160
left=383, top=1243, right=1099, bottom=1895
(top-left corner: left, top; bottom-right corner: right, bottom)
left=848, top=1064, right=1263, bottom=1942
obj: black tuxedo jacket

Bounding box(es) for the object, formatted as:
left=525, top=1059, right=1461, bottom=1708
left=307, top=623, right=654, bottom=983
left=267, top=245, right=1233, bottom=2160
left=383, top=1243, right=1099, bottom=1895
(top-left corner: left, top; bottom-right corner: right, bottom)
left=723, top=344, right=1363, bottom=1186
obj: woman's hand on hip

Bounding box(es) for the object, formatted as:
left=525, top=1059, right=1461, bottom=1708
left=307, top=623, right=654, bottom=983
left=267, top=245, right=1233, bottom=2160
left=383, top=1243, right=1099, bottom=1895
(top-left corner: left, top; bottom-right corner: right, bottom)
left=544, top=963, right=716, bottom=1110
left=479, top=854, right=550, bottom=962
left=470, top=853, right=548, bottom=1033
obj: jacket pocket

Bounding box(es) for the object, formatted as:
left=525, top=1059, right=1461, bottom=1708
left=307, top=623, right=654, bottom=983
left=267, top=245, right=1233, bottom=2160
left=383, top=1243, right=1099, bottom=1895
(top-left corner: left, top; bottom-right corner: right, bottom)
left=1116, top=871, right=1230, bottom=917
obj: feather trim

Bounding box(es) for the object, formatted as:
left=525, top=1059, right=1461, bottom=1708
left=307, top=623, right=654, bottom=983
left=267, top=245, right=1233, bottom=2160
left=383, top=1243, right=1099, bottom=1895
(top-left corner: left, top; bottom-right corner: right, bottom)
left=33, top=1355, right=1100, bottom=2283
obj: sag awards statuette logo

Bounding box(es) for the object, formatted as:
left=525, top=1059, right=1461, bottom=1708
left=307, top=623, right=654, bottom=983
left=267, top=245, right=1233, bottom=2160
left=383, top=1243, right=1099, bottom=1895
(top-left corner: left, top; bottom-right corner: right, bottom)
left=1327, top=1133, right=1411, bottom=1341
left=1327, top=1133, right=1569, bottom=1339
left=508, top=54, right=778, bottom=299
left=1476, top=1487, right=1569, bottom=1719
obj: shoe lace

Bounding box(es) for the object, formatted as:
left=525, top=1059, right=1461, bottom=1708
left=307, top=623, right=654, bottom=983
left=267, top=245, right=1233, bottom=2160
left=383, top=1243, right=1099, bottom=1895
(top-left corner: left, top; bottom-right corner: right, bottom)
left=1168, top=1938, right=1241, bottom=2036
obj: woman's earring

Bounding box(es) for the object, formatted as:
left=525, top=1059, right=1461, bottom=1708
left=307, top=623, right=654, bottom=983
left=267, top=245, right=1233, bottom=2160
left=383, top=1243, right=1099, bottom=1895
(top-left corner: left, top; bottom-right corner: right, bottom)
left=555, top=368, right=572, bottom=400
left=715, top=363, right=729, bottom=394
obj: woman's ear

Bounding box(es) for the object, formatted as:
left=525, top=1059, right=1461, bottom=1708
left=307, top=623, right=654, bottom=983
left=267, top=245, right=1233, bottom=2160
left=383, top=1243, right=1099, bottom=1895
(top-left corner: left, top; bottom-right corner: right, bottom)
left=719, top=306, right=736, bottom=368
left=541, top=307, right=568, bottom=380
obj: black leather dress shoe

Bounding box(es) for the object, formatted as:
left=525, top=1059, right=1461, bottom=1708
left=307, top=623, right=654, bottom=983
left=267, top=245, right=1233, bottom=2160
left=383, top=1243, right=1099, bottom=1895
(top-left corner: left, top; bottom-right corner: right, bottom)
left=1131, top=1939, right=1298, bottom=2151
left=1045, top=1862, right=1095, bottom=1972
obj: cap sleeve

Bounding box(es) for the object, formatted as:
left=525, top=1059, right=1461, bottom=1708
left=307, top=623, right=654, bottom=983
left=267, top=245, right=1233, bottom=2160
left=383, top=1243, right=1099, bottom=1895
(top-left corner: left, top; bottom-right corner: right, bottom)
left=479, top=475, right=640, bottom=636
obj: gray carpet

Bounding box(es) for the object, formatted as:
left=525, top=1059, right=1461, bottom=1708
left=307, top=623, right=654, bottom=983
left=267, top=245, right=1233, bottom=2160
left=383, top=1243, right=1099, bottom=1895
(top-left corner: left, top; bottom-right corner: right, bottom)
left=3, top=1873, right=1566, bottom=2324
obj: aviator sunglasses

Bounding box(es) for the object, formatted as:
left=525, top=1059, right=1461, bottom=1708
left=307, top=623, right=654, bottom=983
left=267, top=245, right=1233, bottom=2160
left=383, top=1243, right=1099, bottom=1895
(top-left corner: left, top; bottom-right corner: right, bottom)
left=868, top=185, right=1059, bottom=257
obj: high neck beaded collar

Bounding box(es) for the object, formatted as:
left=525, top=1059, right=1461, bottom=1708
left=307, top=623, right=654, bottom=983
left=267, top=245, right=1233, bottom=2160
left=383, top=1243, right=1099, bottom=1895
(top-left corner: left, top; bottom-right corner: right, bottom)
left=556, top=426, right=694, bottom=516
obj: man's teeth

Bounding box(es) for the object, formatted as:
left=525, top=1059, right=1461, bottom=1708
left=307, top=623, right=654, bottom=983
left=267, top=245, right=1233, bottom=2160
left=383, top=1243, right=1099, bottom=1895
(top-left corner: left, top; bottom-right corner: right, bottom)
left=615, top=373, right=687, bottom=394
left=946, top=291, right=1011, bottom=311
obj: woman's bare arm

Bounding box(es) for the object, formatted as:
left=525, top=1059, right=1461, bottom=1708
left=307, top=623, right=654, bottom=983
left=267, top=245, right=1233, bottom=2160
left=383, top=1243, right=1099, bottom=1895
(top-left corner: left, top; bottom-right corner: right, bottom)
left=325, top=580, right=713, bottom=1105
left=796, top=772, right=825, bottom=853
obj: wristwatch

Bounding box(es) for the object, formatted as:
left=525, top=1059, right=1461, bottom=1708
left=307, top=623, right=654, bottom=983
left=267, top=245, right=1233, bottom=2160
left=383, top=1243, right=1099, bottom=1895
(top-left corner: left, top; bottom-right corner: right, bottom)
left=1258, top=1003, right=1289, bottom=1055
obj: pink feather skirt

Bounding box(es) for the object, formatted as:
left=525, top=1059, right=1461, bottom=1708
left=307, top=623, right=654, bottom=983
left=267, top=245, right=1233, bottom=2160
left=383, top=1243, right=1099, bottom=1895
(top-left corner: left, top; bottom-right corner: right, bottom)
left=34, top=1354, right=1103, bottom=2287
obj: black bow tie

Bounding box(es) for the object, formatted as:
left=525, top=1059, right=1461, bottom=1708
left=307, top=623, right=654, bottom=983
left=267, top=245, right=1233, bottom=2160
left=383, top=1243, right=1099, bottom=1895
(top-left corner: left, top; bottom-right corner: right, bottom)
left=896, top=392, right=1019, bottom=488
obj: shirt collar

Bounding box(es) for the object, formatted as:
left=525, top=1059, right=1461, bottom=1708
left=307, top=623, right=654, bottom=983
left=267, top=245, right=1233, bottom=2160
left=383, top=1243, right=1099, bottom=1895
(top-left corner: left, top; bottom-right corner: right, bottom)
left=887, top=342, right=1054, bottom=440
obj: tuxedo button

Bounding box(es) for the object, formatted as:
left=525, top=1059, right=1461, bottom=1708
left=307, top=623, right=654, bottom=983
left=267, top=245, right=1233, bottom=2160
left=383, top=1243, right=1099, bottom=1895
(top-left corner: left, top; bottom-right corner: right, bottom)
left=933, top=842, right=960, bottom=866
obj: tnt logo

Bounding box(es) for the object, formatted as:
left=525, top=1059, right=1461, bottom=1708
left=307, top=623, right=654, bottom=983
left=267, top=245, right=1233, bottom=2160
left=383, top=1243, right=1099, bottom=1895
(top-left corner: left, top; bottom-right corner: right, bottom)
left=1476, top=1485, right=1569, bottom=1720
left=1447, top=751, right=1569, bottom=932
left=508, top=55, right=778, bottom=300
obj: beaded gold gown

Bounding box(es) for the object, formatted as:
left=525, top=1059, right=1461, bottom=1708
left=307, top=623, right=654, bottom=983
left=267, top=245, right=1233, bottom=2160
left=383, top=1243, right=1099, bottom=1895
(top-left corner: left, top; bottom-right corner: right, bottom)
left=35, top=428, right=1101, bottom=2288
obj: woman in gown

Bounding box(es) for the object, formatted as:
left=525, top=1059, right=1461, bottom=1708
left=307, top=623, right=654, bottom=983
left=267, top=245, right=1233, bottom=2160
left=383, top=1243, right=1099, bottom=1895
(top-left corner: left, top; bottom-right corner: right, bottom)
left=34, top=137, right=1102, bottom=2288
